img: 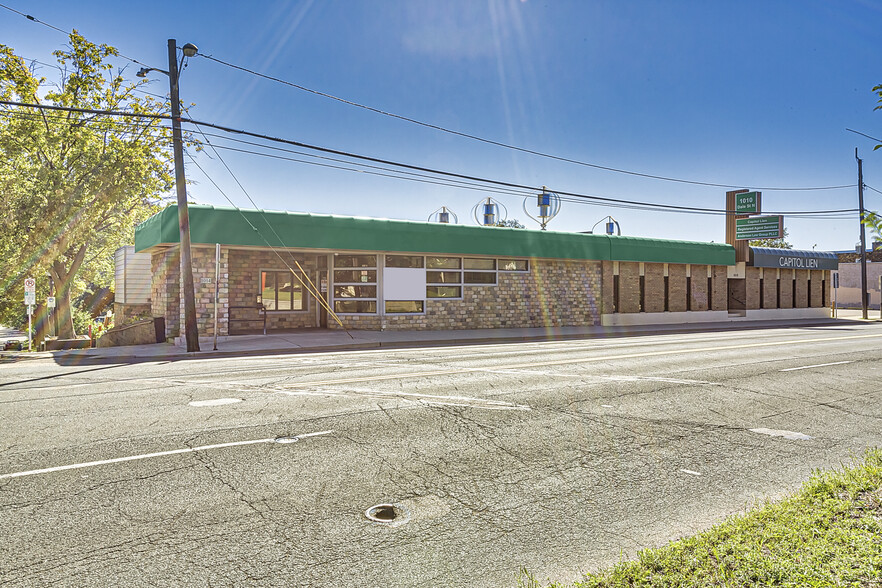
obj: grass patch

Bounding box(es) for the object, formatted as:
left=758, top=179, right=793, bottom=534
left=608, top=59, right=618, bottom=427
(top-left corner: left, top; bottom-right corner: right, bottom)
left=522, top=449, right=882, bottom=587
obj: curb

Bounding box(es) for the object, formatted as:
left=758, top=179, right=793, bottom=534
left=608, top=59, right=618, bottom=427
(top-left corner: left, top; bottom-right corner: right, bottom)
left=11, top=316, right=861, bottom=365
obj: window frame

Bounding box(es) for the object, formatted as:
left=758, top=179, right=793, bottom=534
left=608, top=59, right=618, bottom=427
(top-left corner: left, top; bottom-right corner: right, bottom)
left=259, top=269, right=308, bottom=312
left=332, top=255, right=378, bottom=314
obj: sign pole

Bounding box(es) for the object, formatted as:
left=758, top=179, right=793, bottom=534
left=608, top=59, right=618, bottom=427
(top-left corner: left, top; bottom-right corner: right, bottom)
left=214, top=243, right=220, bottom=351
left=27, top=305, right=32, bottom=352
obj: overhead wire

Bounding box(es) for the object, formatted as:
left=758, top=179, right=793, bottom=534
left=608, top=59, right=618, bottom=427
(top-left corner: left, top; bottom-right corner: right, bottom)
left=0, top=2, right=161, bottom=70
left=184, top=145, right=353, bottom=337
left=1, top=100, right=861, bottom=217
left=184, top=113, right=352, bottom=336
left=197, top=53, right=855, bottom=193
left=1, top=4, right=857, bottom=194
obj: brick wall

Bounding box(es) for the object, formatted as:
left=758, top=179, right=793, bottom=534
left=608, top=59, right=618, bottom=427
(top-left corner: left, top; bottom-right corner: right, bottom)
left=643, top=263, right=665, bottom=313
left=601, top=262, right=615, bottom=314
left=618, top=262, right=640, bottom=313
left=690, top=265, right=709, bottom=311
left=712, top=266, right=728, bottom=310
left=809, top=270, right=824, bottom=308
left=795, top=269, right=809, bottom=308
left=746, top=267, right=761, bottom=310
left=762, top=269, right=778, bottom=309
left=667, top=264, right=687, bottom=312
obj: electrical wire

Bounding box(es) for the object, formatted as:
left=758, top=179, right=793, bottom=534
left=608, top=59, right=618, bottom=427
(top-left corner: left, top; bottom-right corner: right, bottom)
left=0, top=9, right=857, bottom=194
left=0, top=2, right=160, bottom=70
left=1, top=100, right=861, bottom=217
left=198, top=53, right=856, bottom=193
left=184, top=148, right=353, bottom=337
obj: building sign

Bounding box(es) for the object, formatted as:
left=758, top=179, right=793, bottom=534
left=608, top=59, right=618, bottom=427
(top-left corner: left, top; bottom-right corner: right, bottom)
left=735, top=191, right=761, bottom=214
left=735, top=215, right=783, bottom=240
left=749, top=248, right=839, bottom=270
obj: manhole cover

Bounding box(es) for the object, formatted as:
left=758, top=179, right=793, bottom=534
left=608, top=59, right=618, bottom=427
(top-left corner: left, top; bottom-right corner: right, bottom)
left=365, top=503, right=405, bottom=524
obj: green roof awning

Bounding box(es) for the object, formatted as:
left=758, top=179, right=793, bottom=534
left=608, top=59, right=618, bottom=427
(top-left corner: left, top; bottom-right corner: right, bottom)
left=135, top=205, right=735, bottom=266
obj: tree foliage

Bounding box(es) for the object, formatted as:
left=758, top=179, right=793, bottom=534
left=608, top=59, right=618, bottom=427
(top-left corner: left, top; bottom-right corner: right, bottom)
left=749, top=228, right=793, bottom=249
left=0, top=32, right=174, bottom=336
left=494, top=218, right=526, bottom=229
left=864, top=212, right=882, bottom=241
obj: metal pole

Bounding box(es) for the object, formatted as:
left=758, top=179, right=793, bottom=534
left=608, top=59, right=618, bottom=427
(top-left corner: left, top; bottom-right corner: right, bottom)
left=214, top=243, right=219, bottom=351
left=28, top=306, right=32, bottom=352
left=168, top=39, right=200, bottom=351
left=856, top=148, right=869, bottom=320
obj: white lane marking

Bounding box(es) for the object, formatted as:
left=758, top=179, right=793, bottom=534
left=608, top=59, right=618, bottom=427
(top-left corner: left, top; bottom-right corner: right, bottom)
left=780, top=361, right=853, bottom=372
left=749, top=428, right=813, bottom=441
left=601, top=405, right=614, bottom=408
left=680, top=469, right=702, bottom=476
left=598, top=376, right=719, bottom=385
left=0, top=431, right=334, bottom=480
left=188, top=398, right=243, bottom=407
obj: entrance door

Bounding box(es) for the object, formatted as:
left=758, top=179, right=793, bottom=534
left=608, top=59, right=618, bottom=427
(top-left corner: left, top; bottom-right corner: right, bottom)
left=727, top=278, right=746, bottom=314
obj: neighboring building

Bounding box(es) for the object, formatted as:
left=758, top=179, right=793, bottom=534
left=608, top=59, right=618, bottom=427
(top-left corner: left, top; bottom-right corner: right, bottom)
left=833, top=249, right=882, bottom=309
left=134, top=205, right=837, bottom=339
left=114, top=245, right=153, bottom=321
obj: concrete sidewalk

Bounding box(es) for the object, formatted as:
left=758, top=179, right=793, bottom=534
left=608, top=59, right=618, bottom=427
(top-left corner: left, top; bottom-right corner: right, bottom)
left=1, top=308, right=877, bottom=364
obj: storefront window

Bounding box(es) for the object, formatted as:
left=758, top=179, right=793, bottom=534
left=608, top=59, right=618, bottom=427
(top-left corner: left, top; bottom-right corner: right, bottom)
left=464, top=271, right=496, bottom=284
left=385, top=255, right=424, bottom=268
left=334, top=255, right=376, bottom=268
left=426, top=257, right=461, bottom=269
left=464, top=258, right=496, bottom=270
left=334, top=300, right=377, bottom=313
left=333, top=256, right=377, bottom=313
left=426, top=271, right=461, bottom=284
left=260, top=270, right=303, bottom=311
left=499, top=259, right=529, bottom=271
left=385, top=300, right=424, bottom=313
left=427, top=286, right=462, bottom=298
left=333, top=270, right=377, bottom=283
left=334, top=285, right=377, bottom=298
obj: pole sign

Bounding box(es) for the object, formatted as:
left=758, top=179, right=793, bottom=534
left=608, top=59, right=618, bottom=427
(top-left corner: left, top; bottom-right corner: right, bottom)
left=735, top=215, right=783, bottom=240
left=24, top=277, right=36, bottom=305
left=735, top=191, right=761, bottom=214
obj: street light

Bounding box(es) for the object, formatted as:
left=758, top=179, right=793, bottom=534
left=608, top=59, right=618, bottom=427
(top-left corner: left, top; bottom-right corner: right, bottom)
left=139, top=39, right=201, bottom=351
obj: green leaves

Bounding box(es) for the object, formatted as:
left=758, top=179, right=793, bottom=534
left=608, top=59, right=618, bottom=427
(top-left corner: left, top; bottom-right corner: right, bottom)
left=0, top=32, right=176, bottom=328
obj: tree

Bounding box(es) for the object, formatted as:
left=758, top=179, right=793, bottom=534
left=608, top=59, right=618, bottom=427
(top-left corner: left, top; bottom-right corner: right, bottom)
left=494, top=218, right=526, bottom=229
left=864, top=212, right=882, bottom=241
left=750, top=228, right=793, bottom=249
left=0, top=32, right=173, bottom=337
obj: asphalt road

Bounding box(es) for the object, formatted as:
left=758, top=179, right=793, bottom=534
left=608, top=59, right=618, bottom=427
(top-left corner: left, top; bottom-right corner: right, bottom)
left=2, top=323, right=881, bottom=587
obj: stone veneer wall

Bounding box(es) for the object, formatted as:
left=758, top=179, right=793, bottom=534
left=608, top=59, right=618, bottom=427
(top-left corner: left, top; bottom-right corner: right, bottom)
left=227, top=248, right=318, bottom=333
left=151, top=247, right=180, bottom=338
left=181, top=246, right=231, bottom=338
left=331, top=258, right=602, bottom=330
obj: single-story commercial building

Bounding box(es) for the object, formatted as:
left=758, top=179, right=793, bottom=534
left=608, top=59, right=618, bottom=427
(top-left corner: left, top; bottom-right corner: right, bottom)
left=134, top=205, right=838, bottom=338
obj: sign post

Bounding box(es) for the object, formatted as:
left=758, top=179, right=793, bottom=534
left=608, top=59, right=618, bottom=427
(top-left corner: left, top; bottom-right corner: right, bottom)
left=24, top=278, right=35, bottom=352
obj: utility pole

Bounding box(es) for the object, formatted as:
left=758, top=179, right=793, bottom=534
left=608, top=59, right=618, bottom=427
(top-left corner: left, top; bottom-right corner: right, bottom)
left=856, top=148, right=869, bottom=320
left=168, top=39, right=200, bottom=351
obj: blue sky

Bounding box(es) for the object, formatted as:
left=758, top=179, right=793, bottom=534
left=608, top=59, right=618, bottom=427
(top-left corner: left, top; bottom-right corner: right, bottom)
left=3, top=0, right=882, bottom=251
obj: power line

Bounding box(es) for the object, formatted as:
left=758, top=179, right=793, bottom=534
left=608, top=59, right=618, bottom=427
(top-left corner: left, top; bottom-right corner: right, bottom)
left=0, top=2, right=160, bottom=69
left=2, top=100, right=861, bottom=217
left=198, top=53, right=855, bottom=193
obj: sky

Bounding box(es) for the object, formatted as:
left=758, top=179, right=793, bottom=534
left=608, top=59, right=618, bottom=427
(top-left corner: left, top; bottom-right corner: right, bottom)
left=3, top=0, right=882, bottom=252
